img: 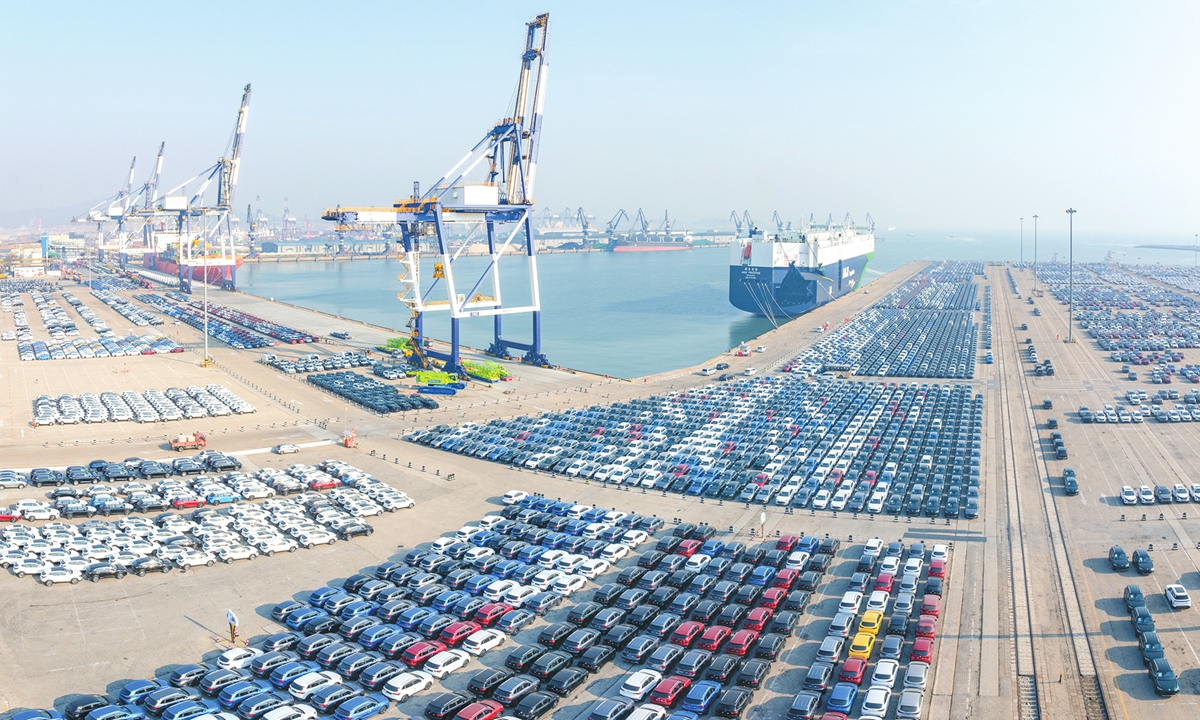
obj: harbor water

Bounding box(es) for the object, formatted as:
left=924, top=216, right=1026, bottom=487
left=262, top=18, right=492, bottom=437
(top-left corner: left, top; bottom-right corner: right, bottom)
left=235, top=231, right=1192, bottom=378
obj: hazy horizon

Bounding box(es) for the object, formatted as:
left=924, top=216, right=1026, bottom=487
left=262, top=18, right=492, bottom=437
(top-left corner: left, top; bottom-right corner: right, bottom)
left=2, top=2, right=1197, bottom=239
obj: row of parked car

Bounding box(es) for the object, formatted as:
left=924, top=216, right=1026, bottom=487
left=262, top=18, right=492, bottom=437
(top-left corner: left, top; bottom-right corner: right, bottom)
left=188, top=300, right=320, bottom=344
left=309, top=372, right=440, bottom=414
left=416, top=377, right=983, bottom=519
left=32, top=385, right=254, bottom=425
left=135, top=294, right=275, bottom=350
left=1, top=460, right=398, bottom=585
left=16, top=332, right=183, bottom=362
left=92, top=286, right=164, bottom=327
left=783, top=261, right=982, bottom=380
left=263, top=352, right=375, bottom=375
left=30, top=493, right=645, bottom=720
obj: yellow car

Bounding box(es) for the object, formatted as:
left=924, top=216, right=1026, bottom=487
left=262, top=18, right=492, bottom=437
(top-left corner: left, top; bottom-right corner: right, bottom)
left=848, top=632, right=876, bottom=660
left=858, top=610, right=884, bottom=637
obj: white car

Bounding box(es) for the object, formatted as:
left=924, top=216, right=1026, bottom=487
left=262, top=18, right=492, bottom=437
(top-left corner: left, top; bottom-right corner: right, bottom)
left=297, top=530, right=338, bottom=549
left=1166, top=584, right=1192, bottom=609
left=930, top=544, right=948, bottom=562
left=627, top=707, right=666, bottom=720
left=502, top=585, right=538, bottom=608
left=879, top=556, right=901, bottom=575
left=464, top=547, right=496, bottom=563
left=1120, top=486, right=1137, bottom=505
left=39, top=566, right=81, bottom=586
left=904, top=661, right=930, bottom=690
left=601, top=544, right=630, bottom=563
left=538, top=550, right=568, bottom=568
left=502, top=490, right=528, bottom=505
left=871, top=658, right=900, bottom=689
left=620, top=669, right=664, bottom=701
left=785, top=551, right=810, bottom=570
left=431, top=537, right=459, bottom=553
left=485, top=580, right=519, bottom=602
left=177, top=549, right=217, bottom=568
left=579, top=559, right=611, bottom=579
left=861, top=686, right=892, bottom=716
left=684, top=554, right=711, bottom=572
left=556, top=554, right=587, bottom=573
left=262, top=705, right=318, bottom=720
left=551, top=574, right=588, bottom=597
left=478, top=516, right=506, bottom=530
left=456, top=526, right=484, bottom=542
left=865, top=590, right=890, bottom=613
left=531, top=569, right=565, bottom=591
left=11, top=557, right=49, bottom=578
left=217, top=544, right=259, bottom=563
left=274, top=444, right=301, bottom=454
left=383, top=670, right=434, bottom=702
left=290, top=670, right=343, bottom=700
left=378, top=495, right=416, bottom=511
left=838, top=591, right=863, bottom=614
left=22, top=507, right=61, bottom=521
left=0, top=477, right=28, bottom=489
left=424, top=649, right=470, bottom=679
left=863, top=537, right=883, bottom=558
left=463, top=629, right=506, bottom=656
left=258, top=537, right=299, bottom=556
left=621, top=530, right=650, bottom=547
left=218, top=647, right=264, bottom=669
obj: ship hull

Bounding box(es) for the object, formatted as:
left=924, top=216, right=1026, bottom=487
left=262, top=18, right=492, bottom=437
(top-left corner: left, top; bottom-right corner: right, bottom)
left=612, top=243, right=693, bottom=253
left=729, top=252, right=872, bottom=317
left=144, top=255, right=243, bottom=286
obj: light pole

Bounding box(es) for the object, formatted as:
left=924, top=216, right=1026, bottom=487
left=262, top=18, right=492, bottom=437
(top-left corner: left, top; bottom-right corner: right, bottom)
left=1067, top=208, right=1076, bottom=343
left=1032, top=214, right=1039, bottom=294
left=1020, top=217, right=1024, bottom=265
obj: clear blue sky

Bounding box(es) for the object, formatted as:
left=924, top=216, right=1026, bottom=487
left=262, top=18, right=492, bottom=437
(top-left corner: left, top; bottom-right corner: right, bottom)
left=1, top=1, right=1197, bottom=239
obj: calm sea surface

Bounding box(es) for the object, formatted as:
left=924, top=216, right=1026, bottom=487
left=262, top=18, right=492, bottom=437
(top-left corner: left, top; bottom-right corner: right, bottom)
left=236, top=231, right=1194, bottom=378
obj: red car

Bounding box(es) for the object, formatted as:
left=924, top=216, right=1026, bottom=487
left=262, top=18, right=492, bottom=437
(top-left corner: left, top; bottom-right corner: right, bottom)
left=309, top=478, right=340, bottom=491
left=475, top=603, right=513, bottom=627
left=928, top=559, right=946, bottom=579
left=455, top=701, right=504, bottom=720
left=670, top=621, right=706, bottom=648
left=0, top=509, right=21, bottom=523
left=648, top=675, right=692, bottom=708
left=697, top=625, right=732, bottom=652
left=743, top=608, right=773, bottom=632
left=920, top=594, right=941, bottom=618
left=725, top=630, right=759, bottom=656
left=401, top=640, right=448, bottom=668
left=441, top=621, right=483, bottom=647
left=910, top=638, right=934, bottom=663
left=759, top=588, right=786, bottom=609
left=775, top=534, right=798, bottom=552
left=916, top=615, right=937, bottom=640
left=838, top=657, right=867, bottom=685
left=676, top=539, right=703, bottom=558
left=171, top=497, right=206, bottom=509
left=772, top=569, right=798, bottom=590
left=873, top=573, right=894, bottom=593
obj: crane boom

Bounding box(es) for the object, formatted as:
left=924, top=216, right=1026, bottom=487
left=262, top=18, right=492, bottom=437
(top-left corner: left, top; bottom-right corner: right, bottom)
left=218, top=83, right=251, bottom=208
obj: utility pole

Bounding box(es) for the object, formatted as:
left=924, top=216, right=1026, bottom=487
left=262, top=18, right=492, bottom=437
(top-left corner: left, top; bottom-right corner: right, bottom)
left=1067, top=208, right=1076, bottom=343
left=1020, top=217, right=1024, bottom=265
left=1032, top=214, right=1039, bottom=294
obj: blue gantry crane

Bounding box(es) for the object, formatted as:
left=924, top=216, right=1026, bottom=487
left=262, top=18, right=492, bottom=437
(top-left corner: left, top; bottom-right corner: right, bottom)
left=324, top=13, right=552, bottom=376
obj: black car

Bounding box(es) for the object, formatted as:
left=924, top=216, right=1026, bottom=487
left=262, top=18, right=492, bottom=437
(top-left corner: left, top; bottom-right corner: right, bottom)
left=577, top=644, right=617, bottom=672
left=714, top=687, right=754, bottom=718
left=801, top=662, right=834, bottom=692
left=1139, top=631, right=1166, bottom=665
left=736, top=658, right=771, bottom=688
left=715, top=604, right=748, bottom=628
left=505, top=645, right=548, bottom=673
left=493, top=675, right=539, bottom=707
left=603, top=624, right=640, bottom=649
left=618, top=566, right=648, bottom=587
left=468, top=667, right=514, bottom=698
left=646, top=644, right=686, bottom=673
left=593, top=584, right=626, bottom=606
left=424, top=692, right=472, bottom=720
left=753, top=633, right=786, bottom=660
left=1149, top=658, right=1180, bottom=696
left=64, top=696, right=108, bottom=720
left=83, top=562, right=128, bottom=582
left=562, top=628, right=601, bottom=655
left=622, top=635, right=660, bottom=663
left=638, top=551, right=666, bottom=569
left=338, top=523, right=374, bottom=540
left=705, top=654, right=743, bottom=685
left=1132, top=549, right=1155, bottom=575
left=529, top=650, right=572, bottom=681
left=167, top=663, right=208, bottom=687
left=538, top=623, right=575, bottom=649
left=513, top=691, right=558, bottom=720
left=358, top=661, right=403, bottom=691
left=587, top=607, right=625, bottom=631
left=769, top=611, right=799, bottom=635
left=782, top=591, right=811, bottom=613
left=496, top=609, right=536, bottom=634
left=887, top=614, right=910, bottom=636
left=616, top=589, right=650, bottom=611
left=691, top=599, right=725, bottom=624
left=546, top=667, right=589, bottom=696
left=676, top=649, right=713, bottom=678
left=628, top=605, right=661, bottom=629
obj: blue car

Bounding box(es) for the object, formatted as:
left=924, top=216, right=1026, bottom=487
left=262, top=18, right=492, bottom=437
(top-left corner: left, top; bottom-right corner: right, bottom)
left=493, top=560, right=524, bottom=580
left=285, top=607, right=323, bottom=629
left=217, top=680, right=273, bottom=710
left=748, top=567, right=775, bottom=586
left=205, top=491, right=239, bottom=505
left=341, top=601, right=379, bottom=619
left=358, top=624, right=402, bottom=650
left=516, top=546, right=547, bottom=564
left=308, top=587, right=341, bottom=606
left=161, top=700, right=219, bottom=720
left=700, top=541, right=725, bottom=557
left=12, top=712, right=63, bottom=720
left=826, top=682, right=858, bottom=714
left=118, top=680, right=162, bottom=705
left=332, top=694, right=390, bottom=720
left=680, top=681, right=723, bottom=713
left=395, top=606, right=436, bottom=631
left=666, top=713, right=699, bottom=720
left=470, top=530, right=500, bottom=547
left=84, top=706, right=144, bottom=720
left=269, top=661, right=319, bottom=689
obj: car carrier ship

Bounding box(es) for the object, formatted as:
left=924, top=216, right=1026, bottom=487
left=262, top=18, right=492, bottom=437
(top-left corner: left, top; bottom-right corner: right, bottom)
left=729, top=214, right=875, bottom=318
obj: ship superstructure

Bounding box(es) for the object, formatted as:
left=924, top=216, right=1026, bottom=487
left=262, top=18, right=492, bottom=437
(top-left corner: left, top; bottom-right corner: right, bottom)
left=729, top=213, right=875, bottom=319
